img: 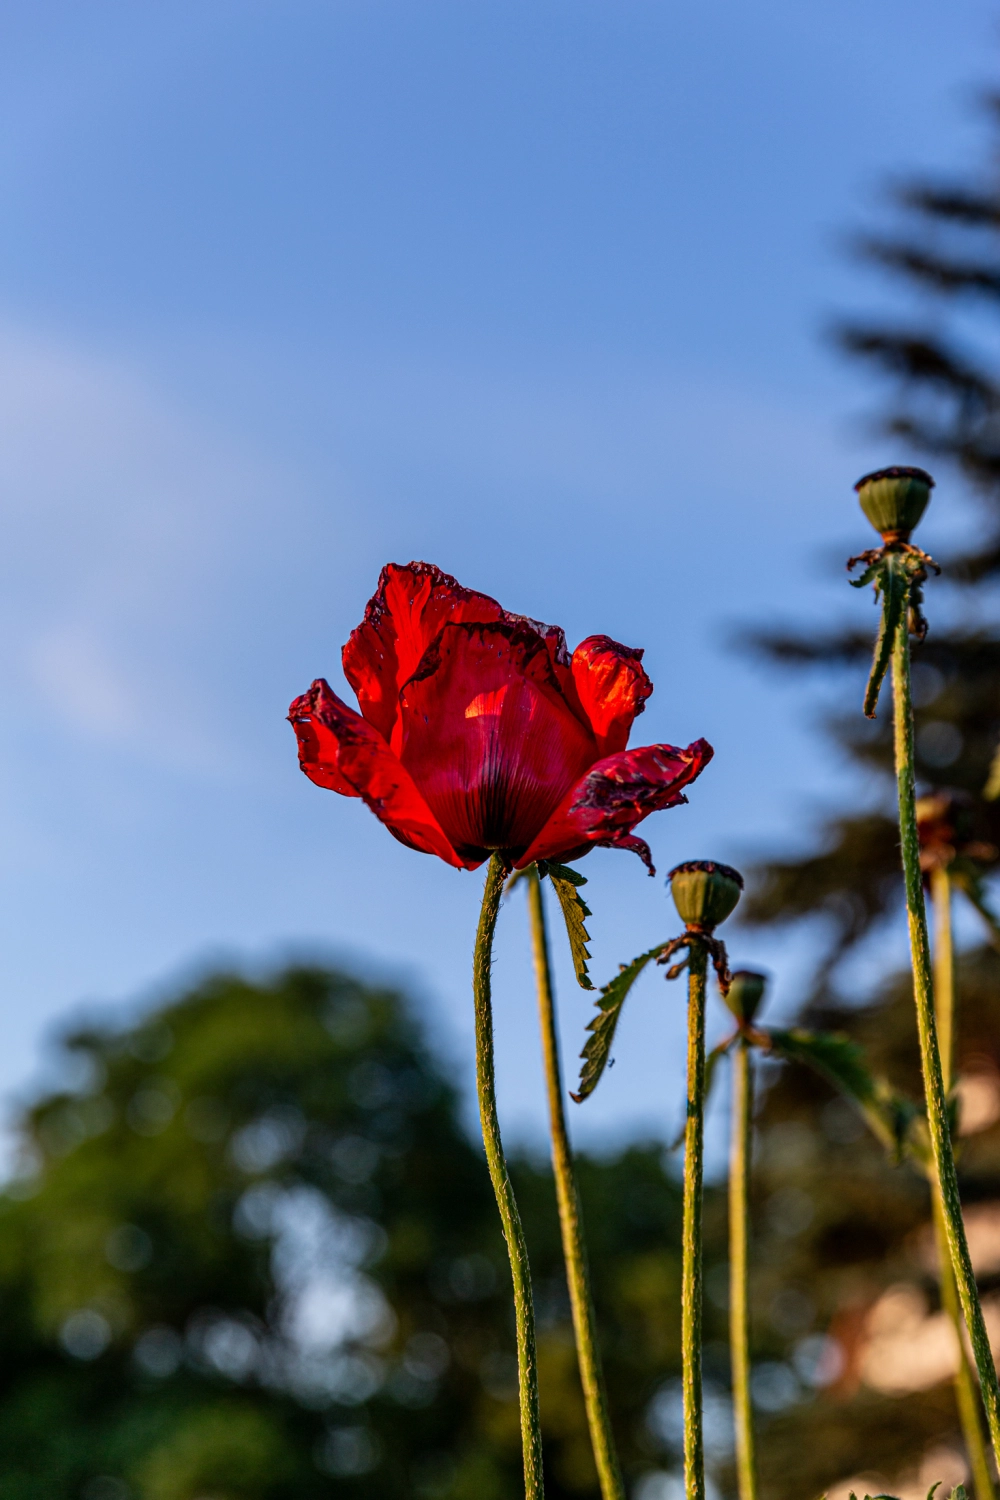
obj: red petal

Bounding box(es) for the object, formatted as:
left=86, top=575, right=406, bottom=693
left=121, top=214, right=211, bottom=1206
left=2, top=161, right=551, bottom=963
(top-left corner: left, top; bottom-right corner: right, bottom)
left=592, top=832, right=656, bottom=874
left=396, top=621, right=598, bottom=862
left=288, top=682, right=360, bottom=798
left=288, top=679, right=475, bottom=869
left=571, top=635, right=653, bottom=755
left=517, top=738, right=714, bottom=869
left=505, top=611, right=578, bottom=705
left=342, top=562, right=505, bottom=742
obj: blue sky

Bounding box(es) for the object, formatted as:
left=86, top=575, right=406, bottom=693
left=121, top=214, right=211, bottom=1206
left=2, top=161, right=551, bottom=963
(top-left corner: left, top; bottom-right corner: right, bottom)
left=0, top=0, right=995, bottom=1158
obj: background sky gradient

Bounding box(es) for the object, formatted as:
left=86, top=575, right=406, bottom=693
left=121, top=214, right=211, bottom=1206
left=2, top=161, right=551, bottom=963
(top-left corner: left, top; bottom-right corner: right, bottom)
left=1, top=0, right=996, bottom=1160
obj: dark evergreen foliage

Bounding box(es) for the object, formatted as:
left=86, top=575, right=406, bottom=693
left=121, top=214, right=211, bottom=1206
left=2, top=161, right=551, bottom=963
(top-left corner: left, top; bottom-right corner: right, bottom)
left=741, top=92, right=1000, bottom=981
left=728, top=81, right=1000, bottom=1497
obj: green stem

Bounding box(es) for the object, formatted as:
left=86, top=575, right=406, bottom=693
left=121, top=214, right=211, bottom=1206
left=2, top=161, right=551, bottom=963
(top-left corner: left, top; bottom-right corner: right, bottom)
left=931, top=864, right=996, bottom=1499
left=526, top=867, right=624, bottom=1500
left=474, top=853, right=544, bottom=1498
left=932, top=1182, right=997, bottom=1499
left=683, top=940, right=708, bottom=1500
left=892, top=607, right=1000, bottom=1471
left=729, top=1039, right=758, bottom=1500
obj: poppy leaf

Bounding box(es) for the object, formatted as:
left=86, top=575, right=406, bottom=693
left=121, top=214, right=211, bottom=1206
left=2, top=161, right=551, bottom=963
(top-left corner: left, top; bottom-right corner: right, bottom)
left=763, top=1027, right=926, bottom=1165
left=545, top=861, right=595, bottom=991
left=863, top=557, right=908, bottom=719
left=849, top=561, right=880, bottom=590
left=572, top=943, right=665, bottom=1102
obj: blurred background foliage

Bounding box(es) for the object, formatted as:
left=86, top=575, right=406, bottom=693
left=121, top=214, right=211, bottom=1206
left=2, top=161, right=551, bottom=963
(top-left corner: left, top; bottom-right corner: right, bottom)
left=0, top=963, right=729, bottom=1500
left=742, top=948, right=1000, bottom=1499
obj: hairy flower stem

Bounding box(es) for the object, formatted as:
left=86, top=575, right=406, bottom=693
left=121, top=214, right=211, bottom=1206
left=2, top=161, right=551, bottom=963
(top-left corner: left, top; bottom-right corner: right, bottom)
left=729, top=1038, right=758, bottom=1500
left=892, top=615, right=1000, bottom=1469
left=931, top=865, right=996, bottom=1499
left=474, top=854, right=544, bottom=1498
left=931, top=1188, right=996, bottom=1498
left=526, top=867, right=624, bottom=1500
left=683, top=940, right=709, bottom=1500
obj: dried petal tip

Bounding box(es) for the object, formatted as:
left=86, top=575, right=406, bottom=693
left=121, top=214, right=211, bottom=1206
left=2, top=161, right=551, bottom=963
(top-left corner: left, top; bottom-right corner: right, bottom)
left=668, top=859, right=743, bottom=931
left=854, top=465, right=934, bottom=543
left=724, top=969, right=767, bottom=1024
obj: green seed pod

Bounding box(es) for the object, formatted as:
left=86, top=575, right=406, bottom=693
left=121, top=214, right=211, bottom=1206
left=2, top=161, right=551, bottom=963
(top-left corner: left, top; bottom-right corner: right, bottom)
left=724, top=969, right=767, bottom=1025
left=668, top=860, right=743, bottom=931
left=854, top=465, right=934, bottom=542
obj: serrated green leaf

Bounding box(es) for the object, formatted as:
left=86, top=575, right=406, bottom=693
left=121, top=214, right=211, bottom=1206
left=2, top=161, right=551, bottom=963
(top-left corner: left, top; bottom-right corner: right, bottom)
left=764, top=1027, right=927, bottom=1165
left=849, top=560, right=880, bottom=590
left=572, top=943, right=665, bottom=1102
left=546, top=861, right=595, bottom=991
left=863, top=556, right=907, bottom=719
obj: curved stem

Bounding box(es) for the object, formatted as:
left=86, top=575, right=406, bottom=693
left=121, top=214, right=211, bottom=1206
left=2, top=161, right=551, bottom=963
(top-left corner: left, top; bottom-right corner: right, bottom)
left=931, top=865, right=996, bottom=1499
left=729, top=1039, right=757, bottom=1500
left=683, top=939, right=708, bottom=1500
left=892, top=610, right=1000, bottom=1470
left=474, top=853, right=544, bottom=1498
left=931, top=1182, right=997, bottom=1499
left=527, top=867, right=624, bottom=1500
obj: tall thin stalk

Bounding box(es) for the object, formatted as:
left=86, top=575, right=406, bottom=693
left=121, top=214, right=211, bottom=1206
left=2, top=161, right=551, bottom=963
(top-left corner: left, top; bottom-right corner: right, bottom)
left=526, top=867, right=624, bottom=1500
left=729, top=1038, right=757, bottom=1500
left=683, top=940, right=709, bottom=1500
left=891, top=612, right=1000, bottom=1469
left=474, top=853, right=544, bottom=1498
left=930, top=864, right=996, bottom=1500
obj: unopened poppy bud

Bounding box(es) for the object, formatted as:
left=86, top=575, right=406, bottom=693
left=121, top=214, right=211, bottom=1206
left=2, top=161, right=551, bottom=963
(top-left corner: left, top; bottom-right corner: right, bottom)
left=855, top=465, right=934, bottom=543
left=724, top=969, right=767, bottom=1024
left=668, top=860, right=743, bottom=932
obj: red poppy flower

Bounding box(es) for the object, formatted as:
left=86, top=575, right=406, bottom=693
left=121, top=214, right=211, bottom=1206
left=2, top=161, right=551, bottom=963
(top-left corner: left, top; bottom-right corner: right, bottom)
left=289, top=562, right=712, bottom=874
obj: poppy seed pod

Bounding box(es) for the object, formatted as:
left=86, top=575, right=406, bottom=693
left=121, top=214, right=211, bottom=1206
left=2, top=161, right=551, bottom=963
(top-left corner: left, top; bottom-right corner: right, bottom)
left=724, top=969, right=767, bottom=1025
left=668, top=860, right=743, bottom=931
left=855, top=465, right=934, bottom=543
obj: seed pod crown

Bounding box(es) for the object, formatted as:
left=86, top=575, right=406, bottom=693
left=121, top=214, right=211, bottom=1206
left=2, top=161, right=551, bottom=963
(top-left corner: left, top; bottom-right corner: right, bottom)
left=855, top=465, right=934, bottom=543
left=668, top=860, right=743, bottom=932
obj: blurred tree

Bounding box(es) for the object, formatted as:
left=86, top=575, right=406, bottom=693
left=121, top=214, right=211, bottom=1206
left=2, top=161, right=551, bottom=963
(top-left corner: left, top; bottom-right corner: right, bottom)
left=726, top=80, right=1000, bottom=1498
left=741, top=89, right=1000, bottom=983
left=0, top=963, right=723, bottom=1500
